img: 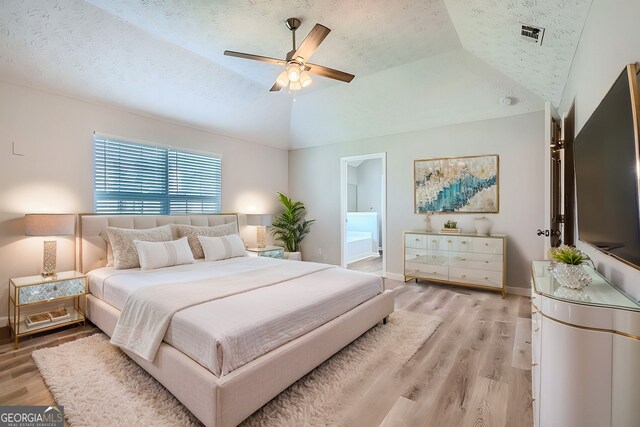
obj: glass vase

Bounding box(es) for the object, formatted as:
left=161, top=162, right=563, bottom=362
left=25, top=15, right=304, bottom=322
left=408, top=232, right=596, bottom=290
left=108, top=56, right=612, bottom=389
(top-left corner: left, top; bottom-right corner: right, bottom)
left=551, top=263, right=592, bottom=289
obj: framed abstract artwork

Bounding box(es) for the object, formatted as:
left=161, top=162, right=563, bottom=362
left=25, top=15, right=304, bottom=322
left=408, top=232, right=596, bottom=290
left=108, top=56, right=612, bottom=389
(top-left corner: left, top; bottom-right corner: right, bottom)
left=414, top=154, right=499, bottom=213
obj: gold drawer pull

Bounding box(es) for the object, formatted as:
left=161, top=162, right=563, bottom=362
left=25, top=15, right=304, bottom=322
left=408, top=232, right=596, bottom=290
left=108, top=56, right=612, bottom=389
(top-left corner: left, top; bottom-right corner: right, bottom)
left=485, top=243, right=489, bottom=246
left=484, top=260, right=489, bottom=263
left=461, top=241, right=466, bottom=244
left=448, top=240, right=452, bottom=243
left=484, top=276, right=488, bottom=280
left=461, top=274, right=467, bottom=278
left=461, top=258, right=466, bottom=261
left=532, top=362, right=538, bottom=367
left=534, top=328, right=540, bottom=332
left=432, top=240, right=437, bottom=243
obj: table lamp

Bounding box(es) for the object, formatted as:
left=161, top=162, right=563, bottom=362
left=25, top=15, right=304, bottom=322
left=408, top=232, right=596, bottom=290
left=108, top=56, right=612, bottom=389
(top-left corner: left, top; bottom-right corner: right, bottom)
left=25, top=214, right=76, bottom=277
left=246, top=214, right=272, bottom=249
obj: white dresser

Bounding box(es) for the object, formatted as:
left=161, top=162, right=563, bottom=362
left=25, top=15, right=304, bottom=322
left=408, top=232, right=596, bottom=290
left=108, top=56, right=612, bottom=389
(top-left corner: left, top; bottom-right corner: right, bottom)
left=403, top=231, right=506, bottom=297
left=531, top=261, right=640, bottom=427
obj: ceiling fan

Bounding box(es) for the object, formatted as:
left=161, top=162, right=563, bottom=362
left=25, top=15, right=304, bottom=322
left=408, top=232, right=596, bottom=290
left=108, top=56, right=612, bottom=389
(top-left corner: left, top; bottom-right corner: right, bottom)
left=224, top=18, right=355, bottom=92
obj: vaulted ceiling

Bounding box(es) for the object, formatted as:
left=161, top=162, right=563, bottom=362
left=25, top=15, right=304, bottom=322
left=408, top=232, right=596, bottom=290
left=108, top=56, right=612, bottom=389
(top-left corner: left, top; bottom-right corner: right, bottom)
left=0, top=0, right=592, bottom=149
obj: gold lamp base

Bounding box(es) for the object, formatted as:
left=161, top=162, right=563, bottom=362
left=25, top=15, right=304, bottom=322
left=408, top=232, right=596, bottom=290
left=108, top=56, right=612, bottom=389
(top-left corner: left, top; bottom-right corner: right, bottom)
left=42, top=240, right=57, bottom=277
left=257, top=226, right=267, bottom=249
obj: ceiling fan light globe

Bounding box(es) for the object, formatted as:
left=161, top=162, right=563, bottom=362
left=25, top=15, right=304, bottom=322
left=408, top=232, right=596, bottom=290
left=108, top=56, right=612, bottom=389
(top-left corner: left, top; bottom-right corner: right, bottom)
left=276, top=70, right=289, bottom=87
left=289, top=81, right=302, bottom=91
left=299, top=72, right=312, bottom=87
left=286, top=64, right=301, bottom=82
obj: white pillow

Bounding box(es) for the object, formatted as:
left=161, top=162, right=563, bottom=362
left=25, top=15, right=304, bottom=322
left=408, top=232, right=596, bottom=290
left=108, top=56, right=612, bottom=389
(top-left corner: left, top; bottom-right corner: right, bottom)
left=133, top=237, right=195, bottom=270
left=197, top=234, right=247, bottom=261
left=172, top=222, right=239, bottom=259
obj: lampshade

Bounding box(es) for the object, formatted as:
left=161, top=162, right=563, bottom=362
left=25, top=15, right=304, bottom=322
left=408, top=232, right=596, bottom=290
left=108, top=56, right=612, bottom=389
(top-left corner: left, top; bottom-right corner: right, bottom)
left=246, top=214, right=272, bottom=227
left=25, top=214, right=76, bottom=236
left=276, top=70, right=289, bottom=87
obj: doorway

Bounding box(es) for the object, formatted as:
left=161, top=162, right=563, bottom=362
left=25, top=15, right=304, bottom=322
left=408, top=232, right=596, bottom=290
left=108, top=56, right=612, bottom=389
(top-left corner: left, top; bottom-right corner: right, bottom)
left=340, top=153, right=386, bottom=277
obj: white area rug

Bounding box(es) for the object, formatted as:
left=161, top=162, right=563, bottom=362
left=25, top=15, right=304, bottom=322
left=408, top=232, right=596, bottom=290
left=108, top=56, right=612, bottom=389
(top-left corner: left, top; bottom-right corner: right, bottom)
left=33, top=311, right=440, bottom=427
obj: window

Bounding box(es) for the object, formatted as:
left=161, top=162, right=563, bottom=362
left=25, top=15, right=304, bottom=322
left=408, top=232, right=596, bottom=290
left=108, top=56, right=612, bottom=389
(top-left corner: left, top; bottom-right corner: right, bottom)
left=93, top=135, right=221, bottom=214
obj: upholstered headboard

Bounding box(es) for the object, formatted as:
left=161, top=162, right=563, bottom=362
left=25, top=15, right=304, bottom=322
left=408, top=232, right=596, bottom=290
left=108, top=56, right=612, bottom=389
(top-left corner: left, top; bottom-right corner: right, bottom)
left=79, top=214, right=239, bottom=273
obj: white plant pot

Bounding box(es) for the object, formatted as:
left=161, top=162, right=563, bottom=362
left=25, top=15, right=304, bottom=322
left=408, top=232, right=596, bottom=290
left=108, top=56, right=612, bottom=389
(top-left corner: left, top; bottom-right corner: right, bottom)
left=284, top=251, right=302, bottom=261
left=551, top=263, right=592, bottom=289
left=474, top=217, right=492, bottom=236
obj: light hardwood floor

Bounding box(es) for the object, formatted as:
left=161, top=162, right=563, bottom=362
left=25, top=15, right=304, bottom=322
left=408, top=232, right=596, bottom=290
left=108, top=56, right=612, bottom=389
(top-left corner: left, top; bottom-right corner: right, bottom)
left=0, top=280, right=532, bottom=426
left=348, top=255, right=383, bottom=276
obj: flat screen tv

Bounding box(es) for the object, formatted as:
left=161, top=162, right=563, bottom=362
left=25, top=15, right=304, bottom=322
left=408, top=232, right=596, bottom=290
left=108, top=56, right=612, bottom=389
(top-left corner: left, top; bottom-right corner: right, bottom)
left=574, top=64, right=640, bottom=268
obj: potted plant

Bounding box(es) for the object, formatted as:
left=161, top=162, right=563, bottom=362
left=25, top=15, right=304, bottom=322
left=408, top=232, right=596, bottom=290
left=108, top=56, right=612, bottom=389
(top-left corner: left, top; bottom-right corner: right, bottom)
left=444, top=220, right=457, bottom=229
left=548, top=245, right=592, bottom=289
left=270, top=192, right=315, bottom=260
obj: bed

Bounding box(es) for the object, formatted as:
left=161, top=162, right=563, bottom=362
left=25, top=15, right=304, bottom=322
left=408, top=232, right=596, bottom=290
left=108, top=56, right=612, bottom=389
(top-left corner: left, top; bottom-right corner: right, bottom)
left=80, top=214, right=394, bottom=427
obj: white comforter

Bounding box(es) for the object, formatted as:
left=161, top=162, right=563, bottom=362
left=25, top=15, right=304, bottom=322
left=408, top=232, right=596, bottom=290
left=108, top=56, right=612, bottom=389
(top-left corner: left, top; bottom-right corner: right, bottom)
left=88, top=257, right=383, bottom=376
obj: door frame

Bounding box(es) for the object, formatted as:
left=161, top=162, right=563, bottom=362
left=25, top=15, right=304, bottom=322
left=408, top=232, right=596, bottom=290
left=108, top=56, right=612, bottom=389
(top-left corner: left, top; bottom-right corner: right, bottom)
left=544, top=102, right=563, bottom=255
left=340, top=153, right=387, bottom=277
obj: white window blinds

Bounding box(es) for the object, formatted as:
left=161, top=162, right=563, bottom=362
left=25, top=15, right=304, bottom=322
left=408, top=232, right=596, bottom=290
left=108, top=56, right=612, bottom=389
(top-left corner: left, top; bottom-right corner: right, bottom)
left=94, top=135, right=221, bottom=214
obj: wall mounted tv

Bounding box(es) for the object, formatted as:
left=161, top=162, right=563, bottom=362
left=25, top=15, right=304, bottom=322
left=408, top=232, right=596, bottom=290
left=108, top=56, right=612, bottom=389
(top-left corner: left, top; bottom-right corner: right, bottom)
left=574, top=64, right=640, bottom=268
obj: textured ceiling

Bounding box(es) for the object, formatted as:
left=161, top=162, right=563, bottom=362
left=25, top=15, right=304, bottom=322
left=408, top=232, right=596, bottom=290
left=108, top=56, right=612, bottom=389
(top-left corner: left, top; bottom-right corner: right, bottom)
left=85, top=0, right=462, bottom=92
left=0, top=0, right=592, bottom=149
left=445, top=0, right=593, bottom=106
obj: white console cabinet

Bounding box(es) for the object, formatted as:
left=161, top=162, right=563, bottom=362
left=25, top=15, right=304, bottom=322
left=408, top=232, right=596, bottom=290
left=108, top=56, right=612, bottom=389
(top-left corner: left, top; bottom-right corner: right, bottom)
left=531, top=261, right=640, bottom=427
left=404, top=231, right=506, bottom=297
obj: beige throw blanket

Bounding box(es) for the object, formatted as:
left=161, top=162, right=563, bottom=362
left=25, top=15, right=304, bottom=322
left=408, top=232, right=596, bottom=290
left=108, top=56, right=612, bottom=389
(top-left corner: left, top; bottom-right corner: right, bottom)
left=110, top=261, right=333, bottom=361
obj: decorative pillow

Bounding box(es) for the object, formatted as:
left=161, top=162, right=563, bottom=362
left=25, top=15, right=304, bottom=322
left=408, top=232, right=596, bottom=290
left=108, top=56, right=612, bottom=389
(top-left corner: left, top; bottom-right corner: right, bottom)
left=133, top=237, right=195, bottom=271
left=99, top=231, right=114, bottom=267
left=198, top=234, right=247, bottom=261
left=173, top=222, right=238, bottom=259
left=107, top=225, right=172, bottom=269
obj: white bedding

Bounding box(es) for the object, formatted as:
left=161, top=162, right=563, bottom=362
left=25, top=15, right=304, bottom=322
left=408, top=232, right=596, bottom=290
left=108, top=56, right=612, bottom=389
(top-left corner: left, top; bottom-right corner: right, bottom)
left=87, top=257, right=383, bottom=376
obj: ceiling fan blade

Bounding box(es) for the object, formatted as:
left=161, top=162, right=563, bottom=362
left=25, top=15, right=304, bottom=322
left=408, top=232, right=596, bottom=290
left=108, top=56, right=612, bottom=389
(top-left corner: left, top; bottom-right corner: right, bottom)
left=270, top=80, right=286, bottom=92
left=292, top=24, right=331, bottom=63
left=224, top=50, right=286, bottom=65
left=305, top=63, right=355, bottom=83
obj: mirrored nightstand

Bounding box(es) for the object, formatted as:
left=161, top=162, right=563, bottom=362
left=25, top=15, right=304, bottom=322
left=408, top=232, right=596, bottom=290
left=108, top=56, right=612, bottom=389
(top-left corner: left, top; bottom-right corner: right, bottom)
left=246, top=246, right=285, bottom=259
left=8, top=271, right=87, bottom=348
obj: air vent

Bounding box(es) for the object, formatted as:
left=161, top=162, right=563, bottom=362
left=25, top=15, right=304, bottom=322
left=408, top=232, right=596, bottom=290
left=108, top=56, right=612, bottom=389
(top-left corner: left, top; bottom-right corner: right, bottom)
left=521, top=24, right=545, bottom=45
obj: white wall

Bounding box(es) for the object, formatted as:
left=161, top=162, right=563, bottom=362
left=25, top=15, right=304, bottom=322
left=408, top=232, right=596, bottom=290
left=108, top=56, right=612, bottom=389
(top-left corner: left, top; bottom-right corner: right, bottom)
left=289, top=111, right=545, bottom=288
left=0, top=81, right=288, bottom=324
left=558, top=0, right=640, bottom=300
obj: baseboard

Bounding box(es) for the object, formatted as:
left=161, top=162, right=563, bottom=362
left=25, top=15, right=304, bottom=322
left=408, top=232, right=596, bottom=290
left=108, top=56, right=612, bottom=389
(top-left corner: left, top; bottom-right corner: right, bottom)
left=347, top=253, right=380, bottom=264
left=384, top=272, right=405, bottom=281
left=507, top=286, right=531, bottom=296
left=0, top=318, right=6, bottom=328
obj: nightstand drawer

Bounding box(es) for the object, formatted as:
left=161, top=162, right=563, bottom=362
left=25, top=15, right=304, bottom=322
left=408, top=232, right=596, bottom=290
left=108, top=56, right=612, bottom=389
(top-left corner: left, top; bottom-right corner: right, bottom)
left=18, top=278, right=86, bottom=304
